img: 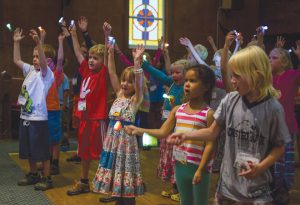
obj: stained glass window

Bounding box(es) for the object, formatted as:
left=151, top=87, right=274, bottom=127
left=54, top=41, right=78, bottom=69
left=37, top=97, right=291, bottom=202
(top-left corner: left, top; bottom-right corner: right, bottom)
left=129, top=0, right=165, bottom=49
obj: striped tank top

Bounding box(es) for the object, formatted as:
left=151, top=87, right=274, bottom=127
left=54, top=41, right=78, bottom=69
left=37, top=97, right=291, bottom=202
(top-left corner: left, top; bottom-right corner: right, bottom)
left=173, top=103, right=213, bottom=172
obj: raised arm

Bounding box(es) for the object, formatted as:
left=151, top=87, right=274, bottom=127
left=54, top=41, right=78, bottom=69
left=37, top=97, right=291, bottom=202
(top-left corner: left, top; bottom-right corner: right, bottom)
left=114, top=43, right=134, bottom=67
left=69, top=24, right=84, bottom=65
left=78, top=16, right=94, bottom=49
left=163, top=46, right=172, bottom=75
left=207, top=35, right=218, bottom=53
left=141, top=61, right=173, bottom=86
left=151, top=36, right=163, bottom=66
left=221, top=31, right=235, bottom=93
left=39, top=27, right=46, bottom=44
left=179, top=37, right=209, bottom=67
left=292, top=40, right=300, bottom=61
left=29, top=29, right=47, bottom=76
left=56, top=33, right=65, bottom=74
left=132, top=44, right=145, bottom=107
left=13, top=28, right=25, bottom=70
left=103, top=22, right=112, bottom=68
left=107, top=45, right=120, bottom=94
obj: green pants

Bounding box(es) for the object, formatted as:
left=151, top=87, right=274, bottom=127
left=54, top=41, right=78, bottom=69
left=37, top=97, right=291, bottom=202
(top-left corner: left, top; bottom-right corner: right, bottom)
left=175, top=161, right=211, bottom=205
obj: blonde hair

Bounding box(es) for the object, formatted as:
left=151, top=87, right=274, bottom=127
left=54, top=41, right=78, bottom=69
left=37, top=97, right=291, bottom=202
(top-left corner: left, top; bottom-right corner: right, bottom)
left=270, top=48, right=293, bottom=70
left=35, top=44, right=56, bottom=59
left=89, top=44, right=105, bottom=56
left=228, top=46, right=279, bottom=100
left=172, top=59, right=191, bottom=71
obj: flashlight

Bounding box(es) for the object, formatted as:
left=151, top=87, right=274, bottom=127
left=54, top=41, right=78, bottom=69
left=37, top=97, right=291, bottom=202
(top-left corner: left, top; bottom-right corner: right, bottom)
left=164, top=43, right=169, bottom=47
left=58, top=17, right=64, bottom=25
left=261, top=26, right=268, bottom=31
left=288, top=49, right=292, bottom=53
left=6, top=23, right=12, bottom=32
left=38, top=26, right=43, bottom=31
left=163, top=94, right=174, bottom=100
left=70, top=20, right=75, bottom=27
left=108, top=36, right=116, bottom=45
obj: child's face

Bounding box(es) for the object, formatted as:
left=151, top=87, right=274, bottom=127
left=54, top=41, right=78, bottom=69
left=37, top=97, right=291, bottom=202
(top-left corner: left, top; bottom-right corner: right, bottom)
left=184, top=70, right=206, bottom=100
left=230, top=69, right=251, bottom=97
left=213, top=54, right=221, bottom=67
left=269, top=50, right=283, bottom=73
left=171, top=64, right=185, bottom=85
left=88, top=52, right=104, bottom=70
left=121, top=76, right=135, bottom=97
left=32, top=49, right=40, bottom=70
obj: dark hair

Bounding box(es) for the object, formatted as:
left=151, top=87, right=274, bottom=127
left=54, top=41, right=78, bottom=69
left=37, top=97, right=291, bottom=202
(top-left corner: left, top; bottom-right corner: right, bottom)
left=186, top=64, right=215, bottom=104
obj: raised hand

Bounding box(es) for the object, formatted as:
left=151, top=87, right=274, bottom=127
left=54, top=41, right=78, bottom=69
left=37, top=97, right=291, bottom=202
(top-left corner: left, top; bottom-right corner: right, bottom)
left=13, top=28, right=25, bottom=42
left=103, top=22, right=112, bottom=36
left=275, top=36, right=285, bottom=48
left=158, top=36, right=164, bottom=49
left=58, top=32, right=65, bottom=42
left=166, top=132, right=185, bottom=145
left=132, top=44, right=145, bottom=60
left=292, top=40, right=300, bottom=60
left=78, top=16, right=88, bottom=33
left=29, top=29, right=40, bottom=45
left=68, top=23, right=77, bottom=36
left=39, top=27, right=46, bottom=43
left=179, top=37, right=192, bottom=48
left=224, top=31, right=235, bottom=49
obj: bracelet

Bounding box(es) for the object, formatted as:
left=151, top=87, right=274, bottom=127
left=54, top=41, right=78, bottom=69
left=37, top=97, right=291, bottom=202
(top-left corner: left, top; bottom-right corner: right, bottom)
left=133, top=68, right=143, bottom=74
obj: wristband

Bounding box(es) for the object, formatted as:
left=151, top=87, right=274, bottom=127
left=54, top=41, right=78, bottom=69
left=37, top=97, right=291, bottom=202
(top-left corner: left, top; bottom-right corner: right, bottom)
left=133, top=68, right=143, bottom=74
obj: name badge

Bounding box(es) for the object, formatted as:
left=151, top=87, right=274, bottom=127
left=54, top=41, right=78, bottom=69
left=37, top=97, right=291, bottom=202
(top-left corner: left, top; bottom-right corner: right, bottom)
left=17, top=95, right=26, bottom=106
left=162, top=110, right=170, bottom=119
left=72, top=78, right=77, bottom=86
left=78, top=100, right=86, bottom=111
left=173, top=148, right=187, bottom=164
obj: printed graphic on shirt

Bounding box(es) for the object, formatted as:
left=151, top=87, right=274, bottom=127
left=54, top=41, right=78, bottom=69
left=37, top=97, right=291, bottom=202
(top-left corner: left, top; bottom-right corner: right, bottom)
left=18, top=85, right=33, bottom=113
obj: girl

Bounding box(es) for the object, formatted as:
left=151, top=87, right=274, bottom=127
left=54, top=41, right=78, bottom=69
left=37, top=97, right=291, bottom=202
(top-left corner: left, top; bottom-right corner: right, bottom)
left=168, top=46, right=291, bottom=204
left=141, top=58, right=189, bottom=202
left=126, top=64, right=216, bottom=205
left=92, top=44, right=145, bottom=205
left=269, top=47, right=300, bottom=203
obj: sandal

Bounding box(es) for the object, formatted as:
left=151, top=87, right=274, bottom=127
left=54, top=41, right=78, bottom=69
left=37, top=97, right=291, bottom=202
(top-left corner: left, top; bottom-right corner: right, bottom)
left=161, top=190, right=171, bottom=197
left=170, top=193, right=180, bottom=202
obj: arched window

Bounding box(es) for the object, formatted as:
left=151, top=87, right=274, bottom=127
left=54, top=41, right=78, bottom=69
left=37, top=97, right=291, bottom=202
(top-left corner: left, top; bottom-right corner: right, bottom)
left=129, top=0, right=165, bottom=49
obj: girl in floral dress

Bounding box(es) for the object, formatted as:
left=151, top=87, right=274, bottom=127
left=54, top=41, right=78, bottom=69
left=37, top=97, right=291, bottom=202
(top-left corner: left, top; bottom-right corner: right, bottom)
left=93, top=44, right=145, bottom=205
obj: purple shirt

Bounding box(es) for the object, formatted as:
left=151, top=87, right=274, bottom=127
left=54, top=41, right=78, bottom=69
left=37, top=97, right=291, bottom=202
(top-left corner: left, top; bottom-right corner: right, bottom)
left=273, top=69, right=300, bottom=133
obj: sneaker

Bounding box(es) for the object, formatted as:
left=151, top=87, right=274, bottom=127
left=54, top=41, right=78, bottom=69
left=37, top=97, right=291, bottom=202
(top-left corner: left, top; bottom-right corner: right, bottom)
left=50, top=165, right=60, bottom=175
left=66, top=181, right=90, bottom=196
left=99, top=196, right=117, bottom=203
left=17, top=173, right=41, bottom=186
left=66, top=155, right=81, bottom=163
left=34, top=176, right=53, bottom=191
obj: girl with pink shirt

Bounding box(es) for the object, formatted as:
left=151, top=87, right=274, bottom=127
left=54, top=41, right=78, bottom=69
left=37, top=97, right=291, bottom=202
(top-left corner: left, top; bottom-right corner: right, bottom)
left=125, top=64, right=216, bottom=205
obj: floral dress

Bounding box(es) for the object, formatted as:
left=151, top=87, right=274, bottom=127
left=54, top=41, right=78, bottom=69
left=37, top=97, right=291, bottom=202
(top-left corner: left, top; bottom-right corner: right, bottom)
left=93, top=98, right=144, bottom=197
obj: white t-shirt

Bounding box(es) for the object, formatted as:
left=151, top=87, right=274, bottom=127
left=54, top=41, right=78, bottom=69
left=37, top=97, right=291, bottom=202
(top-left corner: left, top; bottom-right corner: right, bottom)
left=19, top=63, right=54, bottom=121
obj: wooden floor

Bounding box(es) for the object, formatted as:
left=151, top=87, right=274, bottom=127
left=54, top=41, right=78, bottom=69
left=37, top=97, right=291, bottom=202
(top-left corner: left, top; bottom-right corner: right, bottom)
left=9, top=148, right=300, bottom=205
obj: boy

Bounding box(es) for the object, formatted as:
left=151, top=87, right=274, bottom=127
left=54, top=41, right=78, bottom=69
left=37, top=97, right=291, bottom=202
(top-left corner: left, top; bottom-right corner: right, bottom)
left=66, top=23, right=108, bottom=196
left=13, top=28, right=54, bottom=191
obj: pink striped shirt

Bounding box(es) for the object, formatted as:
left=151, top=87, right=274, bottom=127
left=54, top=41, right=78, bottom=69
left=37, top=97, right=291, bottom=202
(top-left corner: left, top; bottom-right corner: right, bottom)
left=174, top=103, right=213, bottom=171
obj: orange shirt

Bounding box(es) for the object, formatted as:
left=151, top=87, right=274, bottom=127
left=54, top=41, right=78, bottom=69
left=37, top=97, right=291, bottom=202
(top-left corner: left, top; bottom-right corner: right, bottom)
left=46, top=70, right=64, bottom=110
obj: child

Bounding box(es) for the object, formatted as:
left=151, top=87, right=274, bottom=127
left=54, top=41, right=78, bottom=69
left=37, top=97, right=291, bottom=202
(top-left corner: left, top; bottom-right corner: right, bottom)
left=141, top=58, right=189, bottom=201
left=66, top=23, right=108, bottom=196
left=93, top=45, right=145, bottom=205
left=13, top=28, right=54, bottom=190
left=168, top=46, right=291, bottom=204
left=269, top=46, right=300, bottom=203
left=125, top=64, right=216, bottom=205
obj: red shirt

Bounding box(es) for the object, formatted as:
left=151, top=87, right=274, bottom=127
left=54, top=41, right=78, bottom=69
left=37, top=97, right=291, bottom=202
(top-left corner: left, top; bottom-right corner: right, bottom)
left=76, top=60, right=108, bottom=120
